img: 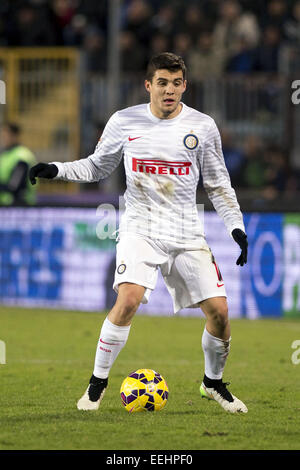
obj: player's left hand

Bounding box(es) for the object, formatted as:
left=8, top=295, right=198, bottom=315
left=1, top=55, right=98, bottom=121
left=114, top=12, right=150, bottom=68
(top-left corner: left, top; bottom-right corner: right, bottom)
left=231, top=229, right=248, bottom=266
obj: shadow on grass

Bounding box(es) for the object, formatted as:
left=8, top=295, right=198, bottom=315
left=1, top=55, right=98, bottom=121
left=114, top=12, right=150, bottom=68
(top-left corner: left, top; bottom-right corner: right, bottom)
left=3, top=407, right=205, bottom=425
left=162, top=410, right=204, bottom=416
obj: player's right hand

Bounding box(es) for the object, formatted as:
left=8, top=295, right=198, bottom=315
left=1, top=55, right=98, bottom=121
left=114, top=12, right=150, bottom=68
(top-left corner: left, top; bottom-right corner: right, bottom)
left=29, top=163, right=58, bottom=185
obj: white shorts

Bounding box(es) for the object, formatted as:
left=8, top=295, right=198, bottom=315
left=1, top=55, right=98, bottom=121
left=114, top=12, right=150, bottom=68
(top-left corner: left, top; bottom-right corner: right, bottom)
left=113, top=233, right=227, bottom=313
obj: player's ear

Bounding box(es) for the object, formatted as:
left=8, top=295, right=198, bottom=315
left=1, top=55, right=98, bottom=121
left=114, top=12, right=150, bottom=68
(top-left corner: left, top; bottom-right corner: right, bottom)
left=182, top=80, right=187, bottom=93
left=144, top=80, right=151, bottom=94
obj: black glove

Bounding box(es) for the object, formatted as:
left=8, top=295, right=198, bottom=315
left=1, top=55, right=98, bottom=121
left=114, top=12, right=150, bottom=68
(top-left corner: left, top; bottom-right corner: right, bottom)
left=29, top=163, right=58, bottom=185
left=232, top=228, right=248, bottom=266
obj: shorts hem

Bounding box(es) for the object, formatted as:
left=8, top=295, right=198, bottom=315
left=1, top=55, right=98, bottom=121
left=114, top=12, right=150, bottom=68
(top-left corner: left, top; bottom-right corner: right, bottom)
left=113, top=279, right=155, bottom=305
left=113, top=278, right=155, bottom=291
left=174, top=292, right=227, bottom=314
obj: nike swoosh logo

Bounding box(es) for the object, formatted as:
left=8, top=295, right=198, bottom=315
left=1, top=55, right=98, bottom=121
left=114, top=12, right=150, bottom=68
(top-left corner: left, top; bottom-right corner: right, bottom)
left=128, top=136, right=142, bottom=141
left=217, top=283, right=224, bottom=288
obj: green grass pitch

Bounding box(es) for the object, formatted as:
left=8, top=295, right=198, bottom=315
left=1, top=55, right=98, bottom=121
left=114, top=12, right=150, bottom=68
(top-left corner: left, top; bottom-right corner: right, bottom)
left=0, top=306, right=300, bottom=450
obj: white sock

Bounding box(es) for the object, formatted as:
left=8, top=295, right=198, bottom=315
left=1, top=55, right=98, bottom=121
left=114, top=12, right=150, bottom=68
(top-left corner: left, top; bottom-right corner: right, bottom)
left=93, top=317, right=131, bottom=379
left=202, top=327, right=231, bottom=380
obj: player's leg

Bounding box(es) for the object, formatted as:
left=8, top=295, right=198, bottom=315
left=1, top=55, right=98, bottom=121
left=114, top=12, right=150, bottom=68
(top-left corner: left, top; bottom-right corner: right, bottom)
left=163, top=246, right=247, bottom=413
left=92, top=282, right=145, bottom=382
left=107, top=282, right=146, bottom=326
left=200, top=296, right=230, bottom=382
left=77, top=233, right=166, bottom=410
left=200, top=296, right=230, bottom=340
left=199, top=296, right=247, bottom=413
left=77, top=282, right=145, bottom=410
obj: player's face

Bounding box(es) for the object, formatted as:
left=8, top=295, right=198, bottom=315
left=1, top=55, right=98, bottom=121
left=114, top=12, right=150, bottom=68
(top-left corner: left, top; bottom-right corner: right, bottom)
left=145, top=69, right=187, bottom=119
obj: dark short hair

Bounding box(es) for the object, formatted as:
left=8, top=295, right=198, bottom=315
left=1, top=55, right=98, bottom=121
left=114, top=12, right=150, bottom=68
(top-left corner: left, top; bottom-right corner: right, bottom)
left=4, top=122, right=21, bottom=136
left=146, top=52, right=187, bottom=82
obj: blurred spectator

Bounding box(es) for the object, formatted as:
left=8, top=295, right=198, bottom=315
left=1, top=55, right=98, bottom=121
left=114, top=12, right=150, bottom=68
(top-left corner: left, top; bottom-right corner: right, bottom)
left=213, top=0, right=260, bottom=61
left=151, top=3, right=178, bottom=38
left=263, top=145, right=289, bottom=193
left=276, top=1, right=300, bottom=74
left=63, top=13, right=88, bottom=46
left=172, top=33, right=191, bottom=64
left=0, top=123, right=37, bottom=206
left=226, top=37, right=254, bottom=73
left=284, top=168, right=300, bottom=199
left=125, top=0, right=154, bottom=47
left=284, top=0, right=300, bottom=44
left=180, top=4, right=209, bottom=42
left=252, top=25, right=282, bottom=72
left=241, top=135, right=266, bottom=188
left=8, top=3, right=57, bottom=46
left=235, top=1, right=264, bottom=17
left=201, top=0, right=224, bottom=24
left=51, top=0, right=75, bottom=28
left=148, top=33, right=170, bottom=60
left=75, top=0, right=108, bottom=34
left=221, top=128, right=245, bottom=186
left=120, top=30, right=146, bottom=72
left=260, top=0, right=288, bottom=36
left=49, top=0, right=76, bottom=45
left=83, top=27, right=107, bottom=74
left=187, top=31, right=226, bottom=80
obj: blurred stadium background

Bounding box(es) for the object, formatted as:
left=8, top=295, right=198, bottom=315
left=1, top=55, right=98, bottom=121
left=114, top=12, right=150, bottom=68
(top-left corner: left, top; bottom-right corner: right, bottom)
left=0, top=0, right=299, bottom=319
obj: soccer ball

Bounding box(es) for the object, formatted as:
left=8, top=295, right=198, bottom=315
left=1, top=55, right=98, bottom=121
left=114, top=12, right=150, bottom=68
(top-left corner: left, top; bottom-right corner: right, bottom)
left=120, top=368, right=169, bottom=413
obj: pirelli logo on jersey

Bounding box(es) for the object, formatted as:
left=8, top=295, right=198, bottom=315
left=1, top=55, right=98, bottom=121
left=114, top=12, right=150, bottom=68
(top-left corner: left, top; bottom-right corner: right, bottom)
left=132, top=158, right=191, bottom=175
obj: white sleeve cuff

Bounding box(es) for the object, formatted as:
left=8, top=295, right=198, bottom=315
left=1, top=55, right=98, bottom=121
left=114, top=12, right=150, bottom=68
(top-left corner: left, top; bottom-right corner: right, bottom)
left=230, top=224, right=246, bottom=238
left=50, top=161, right=65, bottom=179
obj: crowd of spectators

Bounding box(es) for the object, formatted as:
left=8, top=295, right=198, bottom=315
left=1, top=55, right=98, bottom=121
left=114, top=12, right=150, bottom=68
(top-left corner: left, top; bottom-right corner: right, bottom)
left=0, top=0, right=300, bottom=75
left=1, top=0, right=299, bottom=201
left=218, top=132, right=300, bottom=202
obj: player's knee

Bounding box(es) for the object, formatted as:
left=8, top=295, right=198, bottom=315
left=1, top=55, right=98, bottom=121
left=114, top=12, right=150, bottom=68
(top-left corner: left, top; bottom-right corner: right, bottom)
left=118, top=294, right=141, bottom=321
left=123, top=295, right=140, bottom=313
left=210, top=305, right=229, bottom=330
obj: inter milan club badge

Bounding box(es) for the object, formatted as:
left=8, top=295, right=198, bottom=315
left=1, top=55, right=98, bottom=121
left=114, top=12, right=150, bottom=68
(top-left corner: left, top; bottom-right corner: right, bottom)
left=117, top=263, right=126, bottom=274
left=183, top=133, right=199, bottom=150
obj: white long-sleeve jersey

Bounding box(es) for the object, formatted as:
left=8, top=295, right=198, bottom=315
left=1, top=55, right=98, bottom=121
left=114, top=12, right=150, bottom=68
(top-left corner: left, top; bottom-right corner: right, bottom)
left=53, top=103, right=245, bottom=244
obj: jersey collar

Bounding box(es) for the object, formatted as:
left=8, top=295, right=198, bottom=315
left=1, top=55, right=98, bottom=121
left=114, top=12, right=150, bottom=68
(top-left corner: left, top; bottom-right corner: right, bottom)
left=147, top=102, right=187, bottom=123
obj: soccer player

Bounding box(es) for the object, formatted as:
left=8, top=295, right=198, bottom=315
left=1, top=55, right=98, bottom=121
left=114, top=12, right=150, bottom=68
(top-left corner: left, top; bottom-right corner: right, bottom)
left=29, top=53, right=248, bottom=414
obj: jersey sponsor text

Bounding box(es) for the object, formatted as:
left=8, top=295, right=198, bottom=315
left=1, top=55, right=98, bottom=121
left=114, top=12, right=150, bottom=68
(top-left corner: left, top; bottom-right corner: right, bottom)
left=132, top=157, right=191, bottom=175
